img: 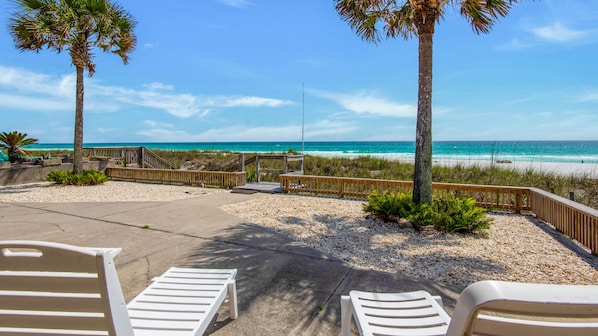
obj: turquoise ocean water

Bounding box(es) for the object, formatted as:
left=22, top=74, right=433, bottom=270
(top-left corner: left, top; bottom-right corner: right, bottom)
left=29, top=141, right=598, bottom=164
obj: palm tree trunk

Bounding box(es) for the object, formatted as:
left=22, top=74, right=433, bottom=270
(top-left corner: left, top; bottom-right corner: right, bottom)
left=413, top=28, right=434, bottom=205
left=73, top=65, right=84, bottom=174
left=8, top=148, right=18, bottom=163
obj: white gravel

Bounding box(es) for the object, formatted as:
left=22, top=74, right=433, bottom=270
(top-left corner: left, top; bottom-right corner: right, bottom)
left=0, top=181, right=226, bottom=202
left=221, top=194, right=598, bottom=287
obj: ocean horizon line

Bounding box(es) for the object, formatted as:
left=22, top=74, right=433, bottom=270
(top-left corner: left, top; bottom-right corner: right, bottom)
left=28, top=140, right=598, bottom=164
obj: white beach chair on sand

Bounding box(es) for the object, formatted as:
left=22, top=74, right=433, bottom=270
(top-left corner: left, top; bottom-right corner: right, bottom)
left=0, top=240, right=238, bottom=336
left=341, top=280, right=598, bottom=336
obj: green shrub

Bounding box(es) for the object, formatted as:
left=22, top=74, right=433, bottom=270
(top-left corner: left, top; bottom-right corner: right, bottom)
left=363, top=190, right=415, bottom=222
left=430, top=195, right=492, bottom=234
left=407, top=203, right=438, bottom=230
left=246, top=168, right=257, bottom=182
left=46, top=170, right=72, bottom=184
left=81, top=170, right=108, bottom=185
left=47, top=170, right=108, bottom=186
left=365, top=191, right=491, bottom=235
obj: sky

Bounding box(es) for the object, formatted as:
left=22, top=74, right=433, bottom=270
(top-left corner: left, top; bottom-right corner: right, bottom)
left=1, top=0, right=597, bottom=144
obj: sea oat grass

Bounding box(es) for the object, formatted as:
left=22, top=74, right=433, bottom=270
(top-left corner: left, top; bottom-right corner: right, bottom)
left=28, top=150, right=597, bottom=209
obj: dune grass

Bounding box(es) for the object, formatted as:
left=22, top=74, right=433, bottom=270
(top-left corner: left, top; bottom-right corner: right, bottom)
left=303, top=155, right=597, bottom=209
left=27, top=149, right=597, bottom=209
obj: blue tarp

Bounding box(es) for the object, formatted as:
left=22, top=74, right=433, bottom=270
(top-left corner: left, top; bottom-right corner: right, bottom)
left=0, top=151, right=8, bottom=162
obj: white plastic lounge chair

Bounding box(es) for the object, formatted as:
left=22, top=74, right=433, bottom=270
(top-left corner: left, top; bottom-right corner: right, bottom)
left=0, top=240, right=238, bottom=336
left=341, top=280, right=598, bottom=336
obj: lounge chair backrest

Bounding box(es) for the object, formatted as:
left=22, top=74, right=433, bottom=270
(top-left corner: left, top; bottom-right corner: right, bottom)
left=447, top=280, right=598, bottom=336
left=0, top=240, right=134, bottom=336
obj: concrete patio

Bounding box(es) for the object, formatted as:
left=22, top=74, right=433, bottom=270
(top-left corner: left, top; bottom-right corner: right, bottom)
left=0, top=191, right=462, bottom=335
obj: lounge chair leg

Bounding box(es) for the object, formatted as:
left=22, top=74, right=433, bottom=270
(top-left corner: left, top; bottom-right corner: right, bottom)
left=228, top=280, right=238, bottom=319
left=340, top=295, right=352, bottom=336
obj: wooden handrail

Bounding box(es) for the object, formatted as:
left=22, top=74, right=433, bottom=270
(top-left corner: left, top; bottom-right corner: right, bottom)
left=280, top=174, right=529, bottom=212
left=140, top=147, right=173, bottom=169
left=529, top=187, right=598, bottom=255
left=83, top=147, right=173, bottom=169
left=106, top=167, right=246, bottom=188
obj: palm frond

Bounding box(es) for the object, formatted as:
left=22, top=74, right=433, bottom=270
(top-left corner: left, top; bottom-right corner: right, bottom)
left=458, top=0, right=518, bottom=34
left=9, top=0, right=136, bottom=74
left=0, top=131, right=38, bottom=149
left=334, top=0, right=417, bottom=43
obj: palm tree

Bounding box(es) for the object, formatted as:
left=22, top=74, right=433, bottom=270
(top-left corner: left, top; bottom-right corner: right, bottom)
left=9, top=0, right=137, bottom=174
left=334, top=0, right=519, bottom=204
left=0, top=131, right=39, bottom=163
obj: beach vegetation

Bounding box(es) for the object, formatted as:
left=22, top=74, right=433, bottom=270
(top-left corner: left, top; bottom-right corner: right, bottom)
left=0, top=131, right=38, bottom=163
left=334, top=0, right=521, bottom=205
left=365, top=190, right=491, bottom=235
left=419, top=194, right=492, bottom=235
left=363, top=190, right=414, bottom=221
left=9, top=0, right=137, bottom=174
left=151, top=150, right=241, bottom=170
left=47, top=169, right=108, bottom=185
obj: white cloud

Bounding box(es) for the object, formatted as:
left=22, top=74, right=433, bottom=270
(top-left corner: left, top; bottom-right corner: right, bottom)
left=137, top=119, right=356, bottom=142
left=532, top=22, right=593, bottom=43
left=96, top=127, right=115, bottom=134
left=497, top=38, right=533, bottom=50
left=143, top=82, right=174, bottom=91
left=143, top=120, right=176, bottom=129
left=129, top=91, right=203, bottom=118
left=0, top=65, right=292, bottom=118
left=314, top=89, right=416, bottom=118
left=577, top=90, right=598, bottom=102
left=91, top=83, right=291, bottom=118
left=0, top=65, right=74, bottom=99
left=304, top=120, right=357, bottom=138
left=217, top=0, right=253, bottom=8
left=0, top=93, right=72, bottom=111
left=216, top=96, right=294, bottom=108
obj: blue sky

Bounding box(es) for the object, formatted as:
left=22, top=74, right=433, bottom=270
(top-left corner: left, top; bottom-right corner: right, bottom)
left=1, top=0, right=597, bottom=143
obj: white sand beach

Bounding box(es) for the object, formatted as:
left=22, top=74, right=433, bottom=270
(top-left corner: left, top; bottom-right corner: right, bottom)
left=431, top=159, right=598, bottom=177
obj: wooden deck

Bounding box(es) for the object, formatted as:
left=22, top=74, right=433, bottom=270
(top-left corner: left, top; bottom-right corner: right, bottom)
left=232, top=182, right=281, bottom=194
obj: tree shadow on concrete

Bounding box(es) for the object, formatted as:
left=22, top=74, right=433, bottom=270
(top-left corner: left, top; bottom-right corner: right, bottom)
left=184, top=221, right=462, bottom=335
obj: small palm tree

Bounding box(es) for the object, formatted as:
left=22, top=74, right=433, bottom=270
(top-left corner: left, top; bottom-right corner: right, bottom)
left=0, top=131, right=39, bottom=163
left=9, top=0, right=137, bottom=174
left=334, top=0, right=520, bottom=204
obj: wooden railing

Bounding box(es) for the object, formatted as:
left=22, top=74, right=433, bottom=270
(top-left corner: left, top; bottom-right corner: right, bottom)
left=280, top=174, right=598, bottom=255
left=280, top=174, right=530, bottom=212
left=106, top=167, right=246, bottom=188
left=83, top=147, right=173, bottom=169
left=140, top=148, right=173, bottom=169
left=529, top=188, right=598, bottom=255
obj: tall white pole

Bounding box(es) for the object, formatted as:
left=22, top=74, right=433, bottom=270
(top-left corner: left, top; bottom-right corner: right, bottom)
left=302, top=83, right=305, bottom=154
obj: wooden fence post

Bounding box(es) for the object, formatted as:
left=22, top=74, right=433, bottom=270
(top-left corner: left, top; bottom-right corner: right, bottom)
left=515, top=191, right=522, bottom=214
left=256, top=156, right=260, bottom=183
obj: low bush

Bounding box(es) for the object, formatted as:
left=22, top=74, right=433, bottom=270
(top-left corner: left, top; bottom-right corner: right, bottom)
left=47, top=170, right=108, bottom=186
left=81, top=170, right=108, bottom=185
left=363, top=190, right=414, bottom=221
left=406, top=203, right=437, bottom=230
left=46, top=170, right=72, bottom=184
left=426, top=194, right=492, bottom=234
left=365, top=190, right=491, bottom=235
